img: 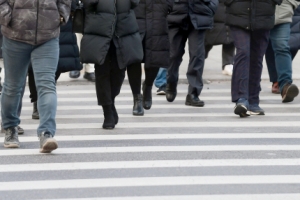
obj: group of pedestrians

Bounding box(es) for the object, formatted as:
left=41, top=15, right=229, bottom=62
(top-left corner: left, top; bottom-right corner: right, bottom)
left=0, top=0, right=300, bottom=154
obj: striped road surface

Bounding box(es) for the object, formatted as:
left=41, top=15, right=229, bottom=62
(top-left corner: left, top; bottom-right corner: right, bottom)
left=0, top=81, right=300, bottom=199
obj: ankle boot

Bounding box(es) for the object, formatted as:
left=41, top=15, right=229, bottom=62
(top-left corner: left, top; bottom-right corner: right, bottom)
left=133, top=94, right=144, bottom=116
left=111, top=104, right=118, bottom=125
left=102, top=105, right=115, bottom=129
left=142, top=82, right=152, bottom=110
left=32, top=101, right=40, bottom=119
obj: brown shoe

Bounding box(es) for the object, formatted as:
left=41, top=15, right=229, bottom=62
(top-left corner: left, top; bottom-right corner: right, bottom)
left=272, top=82, right=280, bottom=94
left=281, top=83, right=299, bottom=103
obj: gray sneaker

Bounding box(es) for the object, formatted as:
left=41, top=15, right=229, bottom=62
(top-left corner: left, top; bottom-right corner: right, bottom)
left=4, top=127, right=20, bottom=148
left=1, top=125, right=24, bottom=135
left=39, top=132, right=58, bottom=153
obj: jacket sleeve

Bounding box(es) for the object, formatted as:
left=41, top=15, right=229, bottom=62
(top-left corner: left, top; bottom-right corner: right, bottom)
left=131, top=0, right=140, bottom=9
left=0, top=0, right=12, bottom=26
left=58, top=0, right=72, bottom=25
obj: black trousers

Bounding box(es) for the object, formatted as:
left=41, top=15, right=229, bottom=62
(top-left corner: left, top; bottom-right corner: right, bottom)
left=28, top=67, right=61, bottom=103
left=127, top=63, right=160, bottom=95
left=168, top=22, right=206, bottom=96
left=95, top=43, right=125, bottom=106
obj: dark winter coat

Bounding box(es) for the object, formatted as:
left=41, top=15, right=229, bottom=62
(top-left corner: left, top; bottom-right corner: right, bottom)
left=167, top=0, right=219, bottom=30
left=224, top=0, right=282, bottom=31
left=205, top=0, right=233, bottom=46
left=0, top=0, right=72, bottom=45
left=289, top=6, right=300, bottom=52
left=134, top=0, right=172, bottom=68
left=80, top=0, right=143, bottom=69
left=58, top=0, right=82, bottom=73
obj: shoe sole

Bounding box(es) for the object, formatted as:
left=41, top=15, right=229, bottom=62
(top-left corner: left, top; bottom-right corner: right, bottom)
left=249, top=111, right=265, bottom=115
left=156, top=91, right=166, bottom=95
left=133, top=112, right=144, bottom=116
left=102, top=126, right=115, bottom=130
left=185, top=101, right=204, bottom=107
left=282, top=84, right=299, bottom=103
left=234, top=105, right=250, bottom=118
left=40, top=139, right=58, bottom=153
left=4, top=143, right=20, bottom=148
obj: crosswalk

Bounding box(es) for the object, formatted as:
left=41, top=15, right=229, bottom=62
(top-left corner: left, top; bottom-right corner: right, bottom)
left=0, top=81, right=300, bottom=199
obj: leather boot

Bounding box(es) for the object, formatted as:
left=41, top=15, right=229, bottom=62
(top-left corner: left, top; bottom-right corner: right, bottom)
left=102, top=105, right=115, bottom=129
left=166, top=82, right=177, bottom=102
left=111, top=104, right=118, bottom=125
left=142, top=83, right=152, bottom=110
left=133, top=94, right=144, bottom=116
left=32, top=101, right=40, bottom=120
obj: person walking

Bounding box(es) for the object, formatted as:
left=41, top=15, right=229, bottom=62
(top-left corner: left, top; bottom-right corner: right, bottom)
left=28, top=0, right=83, bottom=120
left=0, top=0, right=72, bottom=152
left=165, top=0, right=219, bottom=107
left=225, top=0, right=282, bottom=117
left=80, top=0, right=143, bottom=129
left=205, top=0, right=235, bottom=76
left=266, top=2, right=300, bottom=101
left=126, top=0, right=172, bottom=116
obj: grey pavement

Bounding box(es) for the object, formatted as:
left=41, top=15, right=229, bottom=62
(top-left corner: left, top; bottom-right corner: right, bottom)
left=0, top=79, right=300, bottom=199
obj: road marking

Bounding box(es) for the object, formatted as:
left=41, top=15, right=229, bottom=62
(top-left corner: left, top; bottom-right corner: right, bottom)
left=43, top=194, right=300, bottom=200
left=0, top=145, right=300, bottom=156
left=16, top=121, right=300, bottom=129
left=1, top=159, right=300, bottom=172
left=13, top=133, right=300, bottom=143
left=1, top=175, right=300, bottom=191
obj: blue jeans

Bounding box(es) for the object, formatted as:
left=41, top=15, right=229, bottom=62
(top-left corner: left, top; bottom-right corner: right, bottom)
left=154, top=68, right=167, bottom=88
left=266, top=23, right=292, bottom=92
left=1, top=37, right=59, bottom=136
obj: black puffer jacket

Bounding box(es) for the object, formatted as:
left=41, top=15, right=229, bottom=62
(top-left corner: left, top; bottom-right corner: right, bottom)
left=167, top=0, right=219, bottom=30
left=0, top=0, right=72, bottom=45
left=134, top=0, right=172, bottom=68
left=80, top=0, right=143, bottom=69
left=289, top=6, right=300, bottom=52
left=205, top=0, right=233, bottom=46
left=224, top=0, right=282, bottom=31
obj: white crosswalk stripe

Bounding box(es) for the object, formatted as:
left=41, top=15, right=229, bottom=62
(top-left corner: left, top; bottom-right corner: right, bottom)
left=0, top=83, right=300, bottom=199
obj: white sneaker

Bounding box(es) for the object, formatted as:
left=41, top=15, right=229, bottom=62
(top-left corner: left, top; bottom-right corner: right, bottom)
left=222, top=64, right=233, bottom=76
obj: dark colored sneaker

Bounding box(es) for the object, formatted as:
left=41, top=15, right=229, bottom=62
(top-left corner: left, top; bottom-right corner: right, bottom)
left=17, top=126, right=24, bottom=135
left=185, top=94, right=205, bottom=107
left=39, top=132, right=58, bottom=153
left=249, top=104, right=265, bottom=115
left=234, top=98, right=250, bottom=117
left=69, top=70, right=80, bottom=79
left=156, top=86, right=166, bottom=95
left=32, top=101, right=40, bottom=120
left=4, top=127, right=20, bottom=148
left=83, top=72, right=96, bottom=82
left=281, top=83, right=299, bottom=103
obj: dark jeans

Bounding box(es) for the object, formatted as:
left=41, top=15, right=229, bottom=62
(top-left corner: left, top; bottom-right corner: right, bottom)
left=28, top=66, right=61, bottom=103
left=205, top=43, right=235, bottom=69
left=231, top=26, right=270, bottom=104
left=265, top=23, right=293, bottom=92
left=95, top=43, right=125, bottom=106
left=168, top=21, right=205, bottom=96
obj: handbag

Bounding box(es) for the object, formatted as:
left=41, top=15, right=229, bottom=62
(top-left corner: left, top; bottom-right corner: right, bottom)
left=72, top=0, right=85, bottom=33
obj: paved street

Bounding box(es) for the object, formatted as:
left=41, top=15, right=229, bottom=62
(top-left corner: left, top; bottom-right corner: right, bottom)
left=0, top=79, right=300, bottom=199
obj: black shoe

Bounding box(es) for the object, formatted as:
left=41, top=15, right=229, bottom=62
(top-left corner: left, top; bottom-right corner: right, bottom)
left=32, top=101, right=40, bottom=120
left=102, top=105, right=115, bottom=129
left=166, top=83, right=177, bottom=102
left=69, top=70, right=80, bottom=78
left=142, top=82, right=152, bottom=110
left=281, top=83, right=299, bottom=103
left=133, top=94, right=144, bottom=116
left=4, top=127, right=20, bottom=148
left=84, top=72, right=96, bottom=82
left=111, top=104, right=119, bottom=125
left=185, top=94, right=205, bottom=107
left=156, top=85, right=166, bottom=95
left=39, top=132, right=58, bottom=153
left=234, top=98, right=250, bottom=118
